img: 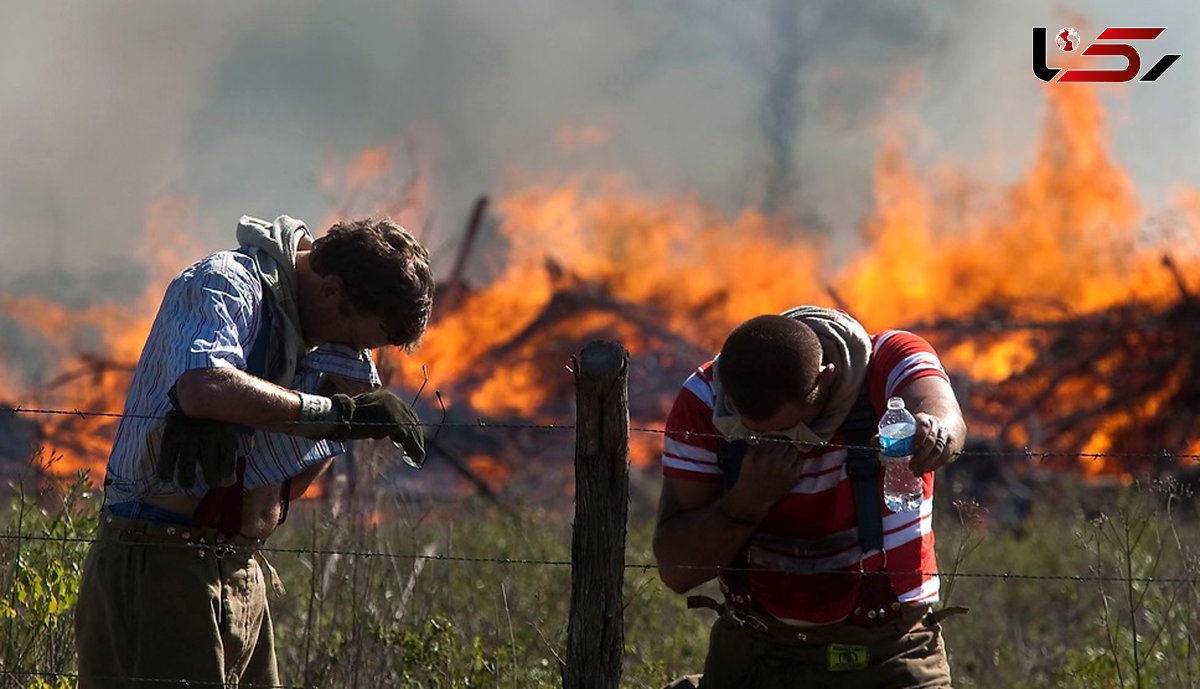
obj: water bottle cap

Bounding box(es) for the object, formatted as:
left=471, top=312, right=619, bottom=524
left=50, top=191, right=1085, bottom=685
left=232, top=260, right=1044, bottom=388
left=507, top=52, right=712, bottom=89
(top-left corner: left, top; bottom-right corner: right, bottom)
left=887, top=397, right=905, bottom=410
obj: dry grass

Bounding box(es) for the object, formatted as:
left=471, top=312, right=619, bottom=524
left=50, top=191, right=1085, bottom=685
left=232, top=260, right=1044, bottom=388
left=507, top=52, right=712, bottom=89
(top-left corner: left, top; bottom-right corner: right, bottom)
left=3, top=461, right=1200, bottom=688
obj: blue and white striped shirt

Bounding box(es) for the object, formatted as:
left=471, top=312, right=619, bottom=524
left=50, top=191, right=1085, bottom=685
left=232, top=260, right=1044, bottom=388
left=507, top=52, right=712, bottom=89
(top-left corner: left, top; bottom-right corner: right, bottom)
left=104, top=250, right=377, bottom=503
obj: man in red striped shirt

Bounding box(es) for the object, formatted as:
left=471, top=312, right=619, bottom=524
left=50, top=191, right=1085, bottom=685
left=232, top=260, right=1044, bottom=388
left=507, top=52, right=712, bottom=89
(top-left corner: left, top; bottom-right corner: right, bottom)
left=654, top=306, right=966, bottom=688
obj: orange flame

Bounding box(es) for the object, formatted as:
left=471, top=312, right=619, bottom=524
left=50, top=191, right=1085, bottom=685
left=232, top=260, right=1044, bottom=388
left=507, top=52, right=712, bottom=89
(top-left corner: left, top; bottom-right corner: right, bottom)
left=3, top=83, right=1198, bottom=485
left=838, top=84, right=1195, bottom=469
left=0, top=199, right=202, bottom=477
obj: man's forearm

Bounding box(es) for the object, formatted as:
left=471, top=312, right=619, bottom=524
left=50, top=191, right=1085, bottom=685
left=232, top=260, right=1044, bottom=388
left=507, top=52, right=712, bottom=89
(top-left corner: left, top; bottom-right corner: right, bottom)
left=172, top=367, right=303, bottom=431
left=653, top=493, right=765, bottom=593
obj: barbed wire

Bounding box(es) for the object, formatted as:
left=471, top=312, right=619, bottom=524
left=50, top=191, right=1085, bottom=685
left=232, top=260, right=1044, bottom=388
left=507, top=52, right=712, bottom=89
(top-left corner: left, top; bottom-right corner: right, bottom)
left=3, top=404, right=1200, bottom=462
left=0, top=405, right=571, bottom=432
left=0, top=668, right=315, bottom=688
left=1, top=531, right=1197, bottom=586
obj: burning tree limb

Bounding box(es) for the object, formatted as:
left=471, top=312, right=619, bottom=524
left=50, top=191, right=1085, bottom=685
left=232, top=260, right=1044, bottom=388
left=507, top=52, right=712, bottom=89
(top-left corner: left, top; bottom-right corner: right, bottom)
left=451, top=261, right=711, bottom=418
left=438, top=195, right=490, bottom=314
left=42, top=356, right=135, bottom=389
left=1161, top=254, right=1193, bottom=302
left=426, top=435, right=502, bottom=504
left=915, top=273, right=1200, bottom=478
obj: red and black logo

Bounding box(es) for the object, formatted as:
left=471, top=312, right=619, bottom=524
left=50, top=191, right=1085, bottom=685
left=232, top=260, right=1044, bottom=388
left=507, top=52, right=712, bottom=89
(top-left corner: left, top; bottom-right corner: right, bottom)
left=1033, top=27, right=1180, bottom=83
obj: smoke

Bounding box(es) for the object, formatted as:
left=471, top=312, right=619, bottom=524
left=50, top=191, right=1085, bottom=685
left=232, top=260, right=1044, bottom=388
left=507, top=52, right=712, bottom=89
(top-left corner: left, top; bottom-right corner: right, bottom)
left=0, top=2, right=303, bottom=283
left=0, top=0, right=1196, bottom=293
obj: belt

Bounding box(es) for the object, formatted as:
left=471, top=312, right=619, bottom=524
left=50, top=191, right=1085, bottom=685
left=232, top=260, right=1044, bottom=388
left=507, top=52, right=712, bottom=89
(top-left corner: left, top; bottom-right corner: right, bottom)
left=96, top=512, right=287, bottom=596
left=689, top=595, right=968, bottom=646
left=736, top=605, right=929, bottom=646
left=98, top=511, right=266, bottom=556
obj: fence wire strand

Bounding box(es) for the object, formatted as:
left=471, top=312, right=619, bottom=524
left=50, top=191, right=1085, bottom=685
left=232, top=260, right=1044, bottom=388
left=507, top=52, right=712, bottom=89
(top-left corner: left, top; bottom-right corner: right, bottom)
left=3, top=407, right=1199, bottom=686
left=4, top=401, right=1199, bottom=585
left=1, top=531, right=1197, bottom=586
left=0, top=668, right=317, bottom=688
left=3, top=404, right=1199, bottom=462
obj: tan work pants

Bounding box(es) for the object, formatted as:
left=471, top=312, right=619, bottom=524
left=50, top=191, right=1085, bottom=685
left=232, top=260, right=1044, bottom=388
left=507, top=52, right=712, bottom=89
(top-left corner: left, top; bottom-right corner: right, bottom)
left=674, top=606, right=953, bottom=689
left=74, top=514, right=278, bottom=688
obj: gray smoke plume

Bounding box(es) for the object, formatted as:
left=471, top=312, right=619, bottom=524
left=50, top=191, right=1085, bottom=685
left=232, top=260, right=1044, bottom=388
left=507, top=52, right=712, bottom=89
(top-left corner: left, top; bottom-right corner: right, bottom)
left=0, top=0, right=1196, bottom=298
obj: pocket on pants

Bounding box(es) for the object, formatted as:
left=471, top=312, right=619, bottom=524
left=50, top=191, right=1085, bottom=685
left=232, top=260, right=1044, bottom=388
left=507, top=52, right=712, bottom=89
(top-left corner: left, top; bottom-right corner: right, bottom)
left=219, top=556, right=269, bottom=672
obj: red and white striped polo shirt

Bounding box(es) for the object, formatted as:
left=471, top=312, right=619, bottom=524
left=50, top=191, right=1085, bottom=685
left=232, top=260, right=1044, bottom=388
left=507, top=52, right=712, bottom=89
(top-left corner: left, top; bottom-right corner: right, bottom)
left=660, top=329, right=950, bottom=626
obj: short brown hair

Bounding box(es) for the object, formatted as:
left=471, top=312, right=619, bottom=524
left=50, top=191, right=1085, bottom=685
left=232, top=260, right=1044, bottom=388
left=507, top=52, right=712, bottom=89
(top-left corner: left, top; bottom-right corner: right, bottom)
left=309, top=218, right=434, bottom=350
left=717, top=315, right=822, bottom=420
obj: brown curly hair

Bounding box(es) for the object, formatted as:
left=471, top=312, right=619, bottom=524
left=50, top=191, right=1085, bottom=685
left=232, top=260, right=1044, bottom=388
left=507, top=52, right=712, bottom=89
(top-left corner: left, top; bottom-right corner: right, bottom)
left=309, top=218, right=434, bottom=350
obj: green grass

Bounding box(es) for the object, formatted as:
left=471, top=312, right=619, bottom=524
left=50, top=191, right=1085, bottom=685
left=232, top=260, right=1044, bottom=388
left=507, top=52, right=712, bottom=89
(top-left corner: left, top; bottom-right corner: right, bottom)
left=3, top=462, right=1200, bottom=688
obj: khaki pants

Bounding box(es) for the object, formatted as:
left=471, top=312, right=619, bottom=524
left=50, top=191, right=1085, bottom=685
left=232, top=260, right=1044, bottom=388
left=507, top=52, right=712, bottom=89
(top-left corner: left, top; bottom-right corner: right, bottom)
left=675, top=607, right=952, bottom=689
left=74, top=514, right=279, bottom=688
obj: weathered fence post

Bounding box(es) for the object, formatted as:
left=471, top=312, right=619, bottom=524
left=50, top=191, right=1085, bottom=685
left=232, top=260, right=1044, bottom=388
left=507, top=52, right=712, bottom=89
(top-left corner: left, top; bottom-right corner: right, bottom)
left=564, top=340, right=630, bottom=689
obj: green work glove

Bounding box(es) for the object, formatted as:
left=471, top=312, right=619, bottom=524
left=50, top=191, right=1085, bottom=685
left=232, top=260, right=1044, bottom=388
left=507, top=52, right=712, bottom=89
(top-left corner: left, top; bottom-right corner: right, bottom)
left=327, top=391, right=426, bottom=467
left=156, top=410, right=239, bottom=489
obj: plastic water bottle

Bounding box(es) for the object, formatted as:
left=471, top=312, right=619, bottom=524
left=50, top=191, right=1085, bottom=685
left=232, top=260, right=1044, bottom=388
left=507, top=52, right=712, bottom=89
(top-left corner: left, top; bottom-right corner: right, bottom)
left=878, top=397, right=923, bottom=512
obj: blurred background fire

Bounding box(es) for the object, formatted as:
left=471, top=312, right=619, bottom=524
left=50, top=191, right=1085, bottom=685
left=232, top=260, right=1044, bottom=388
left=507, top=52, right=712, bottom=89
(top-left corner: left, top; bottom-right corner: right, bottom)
left=3, top=83, right=1199, bottom=500
left=0, top=2, right=1197, bottom=509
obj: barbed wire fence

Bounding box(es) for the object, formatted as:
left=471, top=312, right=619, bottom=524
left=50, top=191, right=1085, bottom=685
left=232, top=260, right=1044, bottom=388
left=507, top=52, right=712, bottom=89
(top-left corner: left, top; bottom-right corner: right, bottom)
left=4, top=372, right=1200, bottom=587
left=1, top=531, right=1199, bottom=586
left=3, top=340, right=1200, bottom=687
left=5, top=407, right=1200, bottom=463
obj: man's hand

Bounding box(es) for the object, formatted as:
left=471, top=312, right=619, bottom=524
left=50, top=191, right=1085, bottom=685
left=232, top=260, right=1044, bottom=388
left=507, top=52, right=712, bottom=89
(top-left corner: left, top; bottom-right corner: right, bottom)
left=156, top=411, right=239, bottom=489
left=721, top=439, right=806, bottom=524
left=909, top=411, right=965, bottom=474
left=327, top=391, right=426, bottom=466
left=652, top=440, right=807, bottom=594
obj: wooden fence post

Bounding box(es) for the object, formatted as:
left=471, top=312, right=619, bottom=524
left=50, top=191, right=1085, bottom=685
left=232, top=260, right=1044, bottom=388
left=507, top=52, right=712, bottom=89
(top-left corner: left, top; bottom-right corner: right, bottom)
left=564, top=340, right=630, bottom=689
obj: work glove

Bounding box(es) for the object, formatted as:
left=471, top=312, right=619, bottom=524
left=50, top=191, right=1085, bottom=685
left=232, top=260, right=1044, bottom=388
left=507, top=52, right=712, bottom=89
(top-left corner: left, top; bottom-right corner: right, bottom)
left=326, top=390, right=426, bottom=467
left=156, top=410, right=239, bottom=489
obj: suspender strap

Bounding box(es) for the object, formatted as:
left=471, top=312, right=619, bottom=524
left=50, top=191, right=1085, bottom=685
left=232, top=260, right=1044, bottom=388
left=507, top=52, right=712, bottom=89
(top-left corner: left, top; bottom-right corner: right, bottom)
left=193, top=293, right=280, bottom=531
left=844, top=449, right=882, bottom=551
left=842, top=386, right=882, bottom=552
left=244, top=294, right=275, bottom=382
left=716, top=438, right=749, bottom=490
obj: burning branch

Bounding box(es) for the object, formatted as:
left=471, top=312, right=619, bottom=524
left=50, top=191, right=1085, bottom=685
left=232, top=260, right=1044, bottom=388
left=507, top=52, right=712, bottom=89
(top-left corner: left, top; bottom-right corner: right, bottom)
left=918, top=263, right=1200, bottom=478
left=1160, top=254, right=1193, bottom=302
left=438, top=195, right=490, bottom=314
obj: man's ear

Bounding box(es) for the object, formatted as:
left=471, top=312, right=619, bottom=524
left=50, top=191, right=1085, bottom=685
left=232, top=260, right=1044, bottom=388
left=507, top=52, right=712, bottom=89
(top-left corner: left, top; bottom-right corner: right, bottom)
left=816, top=362, right=837, bottom=384
left=809, top=362, right=837, bottom=401
left=320, top=274, right=346, bottom=299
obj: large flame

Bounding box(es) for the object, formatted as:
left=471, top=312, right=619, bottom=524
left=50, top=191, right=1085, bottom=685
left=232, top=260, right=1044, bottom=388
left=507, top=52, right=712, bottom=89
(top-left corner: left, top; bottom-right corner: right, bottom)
left=386, top=180, right=825, bottom=423
left=839, top=85, right=1196, bottom=475
left=2, top=83, right=1197, bottom=486
left=842, top=86, right=1148, bottom=328
left=0, top=199, right=201, bottom=477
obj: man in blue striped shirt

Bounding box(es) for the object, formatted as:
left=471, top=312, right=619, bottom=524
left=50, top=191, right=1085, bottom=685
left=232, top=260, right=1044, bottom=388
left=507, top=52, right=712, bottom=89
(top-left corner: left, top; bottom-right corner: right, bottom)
left=74, top=215, right=435, bottom=688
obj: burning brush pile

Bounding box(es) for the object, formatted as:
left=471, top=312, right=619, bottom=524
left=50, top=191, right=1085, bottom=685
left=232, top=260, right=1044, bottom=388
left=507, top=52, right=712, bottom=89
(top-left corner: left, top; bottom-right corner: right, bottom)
left=2, top=85, right=1199, bottom=508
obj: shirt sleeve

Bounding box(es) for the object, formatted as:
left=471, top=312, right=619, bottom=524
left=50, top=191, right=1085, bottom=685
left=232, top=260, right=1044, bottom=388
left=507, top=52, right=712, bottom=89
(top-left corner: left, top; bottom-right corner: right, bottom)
left=661, top=361, right=723, bottom=482
left=158, top=252, right=263, bottom=373
left=868, top=330, right=950, bottom=410
left=103, top=252, right=264, bottom=501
